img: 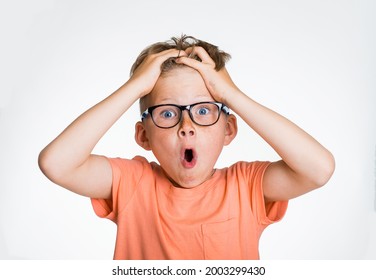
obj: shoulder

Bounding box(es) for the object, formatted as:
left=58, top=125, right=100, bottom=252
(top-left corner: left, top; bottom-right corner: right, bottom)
left=108, top=155, right=151, bottom=170
left=107, top=155, right=158, bottom=182
left=108, top=155, right=149, bottom=166
left=222, top=161, right=271, bottom=198
left=227, top=161, right=271, bottom=179
left=227, top=161, right=288, bottom=224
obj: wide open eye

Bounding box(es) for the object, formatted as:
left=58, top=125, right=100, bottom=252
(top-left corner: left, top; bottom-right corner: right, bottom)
left=150, top=105, right=181, bottom=128
left=196, top=107, right=210, bottom=115
left=193, top=103, right=217, bottom=117
left=160, top=109, right=177, bottom=119
left=153, top=105, right=179, bottom=121
left=191, top=103, right=220, bottom=126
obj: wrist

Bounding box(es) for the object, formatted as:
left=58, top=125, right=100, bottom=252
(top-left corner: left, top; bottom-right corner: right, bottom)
left=122, top=79, right=149, bottom=100
left=221, top=87, right=243, bottom=106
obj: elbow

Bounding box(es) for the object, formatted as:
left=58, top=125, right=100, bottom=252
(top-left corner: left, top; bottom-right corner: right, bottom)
left=313, top=151, right=336, bottom=189
left=38, top=148, right=62, bottom=183
left=38, top=148, right=53, bottom=179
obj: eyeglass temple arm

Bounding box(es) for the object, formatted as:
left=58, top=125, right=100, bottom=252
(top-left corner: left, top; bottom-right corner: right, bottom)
left=141, top=109, right=149, bottom=121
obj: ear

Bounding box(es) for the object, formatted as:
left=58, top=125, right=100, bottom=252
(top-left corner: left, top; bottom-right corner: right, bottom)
left=135, top=121, right=152, bottom=150
left=224, top=114, right=238, bottom=146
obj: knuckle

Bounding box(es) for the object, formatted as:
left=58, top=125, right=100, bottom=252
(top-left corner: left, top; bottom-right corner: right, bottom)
left=193, top=45, right=204, bottom=51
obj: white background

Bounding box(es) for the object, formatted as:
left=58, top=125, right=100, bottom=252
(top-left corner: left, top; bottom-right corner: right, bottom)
left=0, top=0, right=375, bottom=259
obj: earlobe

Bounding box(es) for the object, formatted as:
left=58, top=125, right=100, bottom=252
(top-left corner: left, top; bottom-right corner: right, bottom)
left=135, top=121, right=152, bottom=150
left=224, top=114, right=238, bottom=146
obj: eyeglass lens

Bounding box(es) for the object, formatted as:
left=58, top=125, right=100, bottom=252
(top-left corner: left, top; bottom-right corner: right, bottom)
left=151, top=103, right=221, bottom=128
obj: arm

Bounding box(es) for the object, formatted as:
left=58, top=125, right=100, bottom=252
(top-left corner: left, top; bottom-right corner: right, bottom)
left=38, top=49, right=182, bottom=199
left=224, top=92, right=335, bottom=201
left=176, top=47, right=335, bottom=202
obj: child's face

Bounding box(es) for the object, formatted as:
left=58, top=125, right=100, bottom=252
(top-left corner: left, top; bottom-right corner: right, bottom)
left=136, top=67, right=237, bottom=188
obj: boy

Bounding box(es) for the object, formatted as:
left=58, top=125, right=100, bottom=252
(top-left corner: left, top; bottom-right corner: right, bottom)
left=38, top=35, right=335, bottom=259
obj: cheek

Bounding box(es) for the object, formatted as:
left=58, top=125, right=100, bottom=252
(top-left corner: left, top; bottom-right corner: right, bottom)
left=148, top=128, right=176, bottom=150
left=207, top=122, right=227, bottom=142
left=200, top=127, right=227, bottom=154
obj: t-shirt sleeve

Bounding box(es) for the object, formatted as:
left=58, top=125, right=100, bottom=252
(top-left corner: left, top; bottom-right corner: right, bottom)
left=90, top=156, right=147, bottom=223
left=247, top=161, right=288, bottom=225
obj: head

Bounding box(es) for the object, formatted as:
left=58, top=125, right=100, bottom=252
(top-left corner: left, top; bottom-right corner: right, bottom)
left=130, top=35, right=231, bottom=113
left=132, top=35, right=238, bottom=188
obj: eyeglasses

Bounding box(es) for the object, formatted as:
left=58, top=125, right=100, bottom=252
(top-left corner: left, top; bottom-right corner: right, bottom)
left=141, top=101, right=230, bottom=129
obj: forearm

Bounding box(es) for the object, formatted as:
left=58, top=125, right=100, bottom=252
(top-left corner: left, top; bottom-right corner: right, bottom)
left=174, top=49, right=334, bottom=197
left=225, top=89, right=335, bottom=186
left=39, top=81, right=140, bottom=175
left=39, top=49, right=182, bottom=197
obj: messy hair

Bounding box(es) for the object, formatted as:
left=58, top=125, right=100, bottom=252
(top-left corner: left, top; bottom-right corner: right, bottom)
left=130, top=34, right=231, bottom=76
left=131, top=35, right=231, bottom=113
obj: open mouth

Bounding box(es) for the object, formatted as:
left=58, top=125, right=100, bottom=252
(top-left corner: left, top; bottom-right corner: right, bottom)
left=184, top=149, right=194, bottom=163
left=181, top=148, right=196, bottom=168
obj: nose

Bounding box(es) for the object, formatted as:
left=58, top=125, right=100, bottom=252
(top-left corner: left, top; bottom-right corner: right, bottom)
left=178, top=111, right=195, bottom=137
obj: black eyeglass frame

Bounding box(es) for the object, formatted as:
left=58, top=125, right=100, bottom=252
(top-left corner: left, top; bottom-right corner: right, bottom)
left=141, top=101, right=230, bottom=129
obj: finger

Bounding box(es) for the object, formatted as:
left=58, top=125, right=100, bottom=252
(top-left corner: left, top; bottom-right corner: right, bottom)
left=175, top=56, right=205, bottom=71
left=154, top=48, right=184, bottom=61
left=185, top=46, right=214, bottom=65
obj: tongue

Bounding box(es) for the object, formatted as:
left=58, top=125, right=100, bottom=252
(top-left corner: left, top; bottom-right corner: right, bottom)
left=185, top=149, right=193, bottom=162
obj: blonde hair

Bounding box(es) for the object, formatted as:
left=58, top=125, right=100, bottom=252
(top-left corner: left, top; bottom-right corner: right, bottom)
left=131, top=35, right=231, bottom=112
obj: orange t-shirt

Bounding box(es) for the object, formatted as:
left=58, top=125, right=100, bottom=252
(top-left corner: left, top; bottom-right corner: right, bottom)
left=91, top=156, right=288, bottom=260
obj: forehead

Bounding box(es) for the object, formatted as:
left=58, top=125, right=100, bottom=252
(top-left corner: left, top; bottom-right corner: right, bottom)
left=147, top=68, right=214, bottom=106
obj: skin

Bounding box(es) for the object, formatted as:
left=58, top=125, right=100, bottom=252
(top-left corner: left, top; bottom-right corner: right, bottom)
left=38, top=46, right=335, bottom=203
left=176, top=47, right=335, bottom=201
left=135, top=67, right=237, bottom=188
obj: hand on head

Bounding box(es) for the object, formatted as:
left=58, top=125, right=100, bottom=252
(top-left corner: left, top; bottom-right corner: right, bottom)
left=175, top=46, right=239, bottom=104
left=128, top=48, right=187, bottom=98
